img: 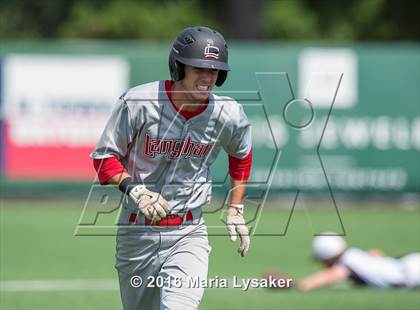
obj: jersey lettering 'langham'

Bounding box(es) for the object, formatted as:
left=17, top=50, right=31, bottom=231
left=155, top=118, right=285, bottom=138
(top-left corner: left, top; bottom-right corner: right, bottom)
left=144, top=133, right=213, bottom=159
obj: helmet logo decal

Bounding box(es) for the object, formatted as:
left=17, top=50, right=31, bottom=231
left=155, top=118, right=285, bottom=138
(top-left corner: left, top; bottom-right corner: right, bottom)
left=204, top=43, right=219, bottom=59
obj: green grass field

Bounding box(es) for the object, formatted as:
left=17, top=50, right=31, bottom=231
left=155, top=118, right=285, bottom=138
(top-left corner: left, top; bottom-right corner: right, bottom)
left=1, top=198, right=419, bottom=310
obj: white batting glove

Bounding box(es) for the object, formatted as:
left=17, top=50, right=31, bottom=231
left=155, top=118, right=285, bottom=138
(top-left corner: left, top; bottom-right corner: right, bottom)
left=129, top=185, right=170, bottom=222
left=226, top=204, right=250, bottom=257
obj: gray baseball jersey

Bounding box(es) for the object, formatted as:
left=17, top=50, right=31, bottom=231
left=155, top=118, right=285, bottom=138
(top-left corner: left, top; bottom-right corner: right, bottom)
left=91, top=80, right=252, bottom=215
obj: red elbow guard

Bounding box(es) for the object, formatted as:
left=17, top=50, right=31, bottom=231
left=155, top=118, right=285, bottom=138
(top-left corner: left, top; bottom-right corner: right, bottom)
left=93, top=157, right=127, bottom=185
left=228, top=149, right=252, bottom=181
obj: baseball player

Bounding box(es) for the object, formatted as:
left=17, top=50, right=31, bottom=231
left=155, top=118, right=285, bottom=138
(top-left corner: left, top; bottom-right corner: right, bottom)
left=91, top=26, right=252, bottom=310
left=297, top=233, right=420, bottom=290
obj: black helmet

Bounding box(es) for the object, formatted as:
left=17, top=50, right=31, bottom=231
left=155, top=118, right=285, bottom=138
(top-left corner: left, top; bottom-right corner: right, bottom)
left=169, top=26, right=230, bottom=87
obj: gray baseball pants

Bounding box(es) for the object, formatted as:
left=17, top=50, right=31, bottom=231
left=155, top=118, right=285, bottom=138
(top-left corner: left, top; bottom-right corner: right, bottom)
left=115, top=216, right=211, bottom=310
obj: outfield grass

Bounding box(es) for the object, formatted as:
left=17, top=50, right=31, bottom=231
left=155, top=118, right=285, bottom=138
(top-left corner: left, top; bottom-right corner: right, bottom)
left=1, top=199, right=419, bottom=310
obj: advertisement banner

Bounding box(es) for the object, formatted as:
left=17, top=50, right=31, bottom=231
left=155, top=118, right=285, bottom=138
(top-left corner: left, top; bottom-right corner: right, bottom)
left=241, top=47, right=420, bottom=192
left=1, top=55, right=129, bottom=180
left=0, top=44, right=418, bottom=192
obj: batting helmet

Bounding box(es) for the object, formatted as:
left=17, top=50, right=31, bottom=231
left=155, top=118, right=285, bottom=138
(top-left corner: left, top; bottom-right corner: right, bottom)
left=312, top=233, right=347, bottom=261
left=169, top=26, right=230, bottom=87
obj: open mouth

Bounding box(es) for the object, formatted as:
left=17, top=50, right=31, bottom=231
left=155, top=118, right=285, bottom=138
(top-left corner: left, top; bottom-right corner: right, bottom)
left=197, top=85, right=210, bottom=91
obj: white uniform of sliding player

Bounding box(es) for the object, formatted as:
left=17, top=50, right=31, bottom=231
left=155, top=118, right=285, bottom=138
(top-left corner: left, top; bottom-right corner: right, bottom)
left=339, top=248, right=420, bottom=288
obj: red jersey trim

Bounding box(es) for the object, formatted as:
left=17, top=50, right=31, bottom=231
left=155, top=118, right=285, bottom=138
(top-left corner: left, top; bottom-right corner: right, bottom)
left=228, top=149, right=252, bottom=181
left=93, top=157, right=127, bottom=185
left=165, top=80, right=208, bottom=120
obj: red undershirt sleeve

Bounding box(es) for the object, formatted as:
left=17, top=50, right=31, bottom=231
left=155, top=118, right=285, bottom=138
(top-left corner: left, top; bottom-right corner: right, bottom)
left=228, top=149, right=252, bottom=181
left=93, top=156, right=127, bottom=185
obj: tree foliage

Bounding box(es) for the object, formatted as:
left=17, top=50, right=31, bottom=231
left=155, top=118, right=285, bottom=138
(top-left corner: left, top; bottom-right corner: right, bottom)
left=0, top=0, right=418, bottom=41
left=263, top=0, right=420, bottom=41
left=59, top=0, right=214, bottom=39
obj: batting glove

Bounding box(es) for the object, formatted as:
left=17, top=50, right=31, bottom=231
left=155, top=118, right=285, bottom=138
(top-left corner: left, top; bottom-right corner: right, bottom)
left=226, top=204, right=250, bottom=257
left=120, top=178, right=170, bottom=222
left=129, top=185, right=170, bottom=222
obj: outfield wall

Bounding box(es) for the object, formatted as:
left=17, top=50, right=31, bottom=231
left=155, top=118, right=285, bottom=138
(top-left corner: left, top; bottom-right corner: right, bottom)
left=0, top=41, right=418, bottom=192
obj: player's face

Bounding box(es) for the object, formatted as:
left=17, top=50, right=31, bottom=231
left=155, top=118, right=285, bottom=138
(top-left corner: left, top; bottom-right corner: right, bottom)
left=182, top=66, right=219, bottom=102
left=322, top=256, right=341, bottom=267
